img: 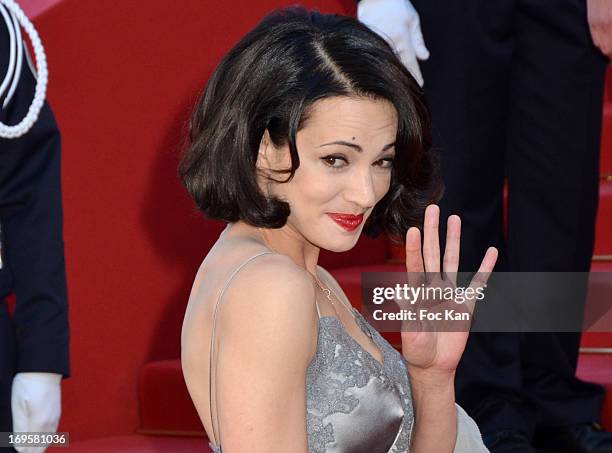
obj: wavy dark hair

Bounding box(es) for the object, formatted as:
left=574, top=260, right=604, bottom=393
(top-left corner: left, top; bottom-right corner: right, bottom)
left=178, top=5, right=443, bottom=243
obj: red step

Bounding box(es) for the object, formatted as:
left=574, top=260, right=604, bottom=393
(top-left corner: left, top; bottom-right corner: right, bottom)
left=595, top=180, right=612, bottom=256
left=581, top=260, right=612, bottom=348
left=138, top=360, right=203, bottom=434
left=576, top=354, right=612, bottom=430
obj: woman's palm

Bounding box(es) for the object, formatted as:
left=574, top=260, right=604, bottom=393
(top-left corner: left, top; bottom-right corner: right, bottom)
left=400, top=205, right=498, bottom=374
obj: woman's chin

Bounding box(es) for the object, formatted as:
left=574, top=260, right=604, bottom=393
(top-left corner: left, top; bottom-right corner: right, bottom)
left=319, top=235, right=361, bottom=253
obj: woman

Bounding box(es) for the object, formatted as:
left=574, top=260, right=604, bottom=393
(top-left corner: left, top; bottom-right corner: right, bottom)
left=179, top=6, right=498, bottom=452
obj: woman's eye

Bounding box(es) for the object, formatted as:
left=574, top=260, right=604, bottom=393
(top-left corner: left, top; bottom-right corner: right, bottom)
left=376, top=157, right=395, bottom=169
left=321, top=155, right=348, bottom=168
left=321, top=155, right=395, bottom=169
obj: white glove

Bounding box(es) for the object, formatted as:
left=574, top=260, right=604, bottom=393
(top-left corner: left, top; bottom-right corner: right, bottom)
left=357, top=0, right=430, bottom=86
left=11, top=372, right=62, bottom=453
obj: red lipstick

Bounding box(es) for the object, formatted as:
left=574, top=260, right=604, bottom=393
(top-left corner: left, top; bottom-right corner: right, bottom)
left=327, top=213, right=364, bottom=232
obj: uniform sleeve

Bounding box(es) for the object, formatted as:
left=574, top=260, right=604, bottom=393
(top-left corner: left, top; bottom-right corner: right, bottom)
left=0, top=14, right=70, bottom=378
left=453, top=403, right=489, bottom=452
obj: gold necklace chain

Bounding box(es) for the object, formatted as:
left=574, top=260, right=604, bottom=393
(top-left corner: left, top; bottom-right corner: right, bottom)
left=311, top=274, right=342, bottom=317
left=312, top=276, right=332, bottom=301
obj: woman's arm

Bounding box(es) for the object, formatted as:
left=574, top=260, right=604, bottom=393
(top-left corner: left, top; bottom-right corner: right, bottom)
left=406, top=367, right=489, bottom=453
left=210, top=255, right=318, bottom=453
left=400, top=205, right=496, bottom=452
left=407, top=369, right=457, bottom=452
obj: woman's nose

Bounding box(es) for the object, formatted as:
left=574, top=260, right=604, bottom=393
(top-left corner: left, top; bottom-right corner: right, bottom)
left=343, top=168, right=377, bottom=210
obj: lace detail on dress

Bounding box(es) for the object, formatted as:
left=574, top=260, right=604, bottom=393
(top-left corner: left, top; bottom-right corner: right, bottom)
left=305, top=308, right=414, bottom=453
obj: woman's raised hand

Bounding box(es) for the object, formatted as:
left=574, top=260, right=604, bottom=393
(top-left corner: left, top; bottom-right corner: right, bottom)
left=400, top=204, right=498, bottom=377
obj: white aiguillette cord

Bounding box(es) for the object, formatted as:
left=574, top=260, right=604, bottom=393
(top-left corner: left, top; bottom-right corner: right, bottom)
left=0, top=0, right=47, bottom=138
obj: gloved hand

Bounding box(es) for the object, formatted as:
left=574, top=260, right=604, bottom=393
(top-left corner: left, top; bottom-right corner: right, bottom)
left=11, top=372, right=62, bottom=453
left=357, top=0, right=430, bottom=86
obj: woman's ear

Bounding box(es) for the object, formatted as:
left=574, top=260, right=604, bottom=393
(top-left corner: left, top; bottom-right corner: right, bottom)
left=256, top=129, right=291, bottom=194
left=256, top=129, right=272, bottom=171
left=256, top=129, right=276, bottom=195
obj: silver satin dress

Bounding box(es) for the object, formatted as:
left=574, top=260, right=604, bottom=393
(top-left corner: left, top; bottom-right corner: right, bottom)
left=303, top=306, right=413, bottom=453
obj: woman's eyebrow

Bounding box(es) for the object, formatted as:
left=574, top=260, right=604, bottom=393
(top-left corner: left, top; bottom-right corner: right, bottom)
left=318, top=140, right=396, bottom=153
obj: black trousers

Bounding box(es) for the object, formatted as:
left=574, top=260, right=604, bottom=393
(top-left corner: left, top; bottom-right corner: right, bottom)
left=412, top=0, right=609, bottom=437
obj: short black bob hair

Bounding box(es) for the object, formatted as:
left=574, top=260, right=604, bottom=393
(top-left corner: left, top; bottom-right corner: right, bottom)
left=178, top=5, right=443, bottom=243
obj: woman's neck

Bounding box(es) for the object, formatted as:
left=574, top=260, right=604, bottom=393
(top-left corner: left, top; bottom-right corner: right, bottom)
left=226, top=221, right=320, bottom=276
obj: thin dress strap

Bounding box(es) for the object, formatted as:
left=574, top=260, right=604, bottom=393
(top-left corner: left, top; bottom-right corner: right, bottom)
left=208, top=250, right=275, bottom=448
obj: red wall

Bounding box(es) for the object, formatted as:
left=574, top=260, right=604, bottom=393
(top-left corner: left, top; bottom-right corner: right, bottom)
left=28, top=0, right=388, bottom=441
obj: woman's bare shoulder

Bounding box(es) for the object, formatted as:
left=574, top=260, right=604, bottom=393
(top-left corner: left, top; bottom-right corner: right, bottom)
left=194, top=233, right=317, bottom=321
left=207, top=235, right=306, bottom=283
left=182, top=234, right=319, bottom=359
left=221, top=251, right=316, bottom=318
